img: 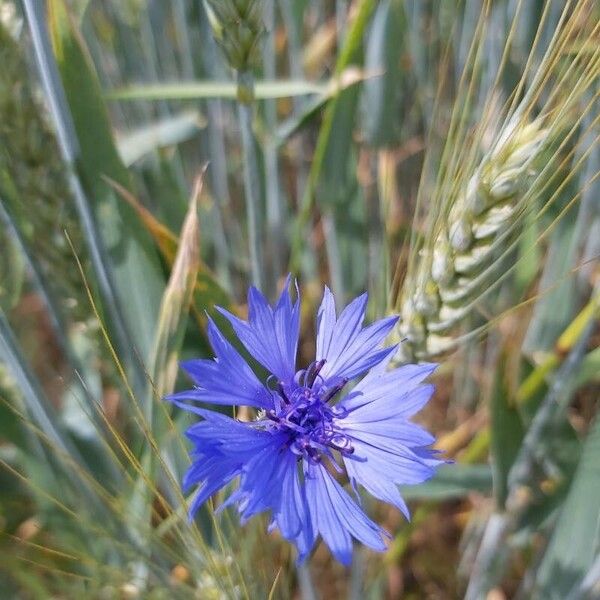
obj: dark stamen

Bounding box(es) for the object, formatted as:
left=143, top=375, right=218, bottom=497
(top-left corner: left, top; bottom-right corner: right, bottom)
left=277, top=381, right=289, bottom=403
left=306, top=359, right=326, bottom=388
left=322, top=378, right=348, bottom=403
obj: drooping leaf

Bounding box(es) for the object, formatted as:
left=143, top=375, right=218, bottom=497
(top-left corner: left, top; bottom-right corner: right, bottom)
left=106, top=79, right=329, bottom=101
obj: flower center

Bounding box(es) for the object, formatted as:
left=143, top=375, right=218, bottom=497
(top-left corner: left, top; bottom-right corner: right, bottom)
left=264, top=361, right=353, bottom=463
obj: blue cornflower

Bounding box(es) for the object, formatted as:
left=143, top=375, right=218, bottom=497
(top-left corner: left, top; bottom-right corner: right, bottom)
left=168, top=279, right=445, bottom=565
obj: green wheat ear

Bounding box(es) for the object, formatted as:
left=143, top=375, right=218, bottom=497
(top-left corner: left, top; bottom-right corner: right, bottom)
left=399, top=117, right=549, bottom=360
left=395, top=0, right=599, bottom=362
left=204, top=0, right=265, bottom=73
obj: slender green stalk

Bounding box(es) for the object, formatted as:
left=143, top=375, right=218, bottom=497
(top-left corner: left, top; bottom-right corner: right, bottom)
left=279, top=0, right=319, bottom=282
left=198, top=4, right=236, bottom=290
left=263, top=0, right=284, bottom=287
left=237, top=70, right=265, bottom=290
left=297, top=563, right=318, bottom=600
left=204, top=0, right=266, bottom=289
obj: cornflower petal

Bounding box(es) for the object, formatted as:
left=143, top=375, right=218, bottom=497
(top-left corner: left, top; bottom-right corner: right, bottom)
left=270, top=453, right=305, bottom=540
left=344, top=458, right=410, bottom=518
left=187, top=468, right=240, bottom=519
left=335, top=382, right=444, bottom=497
left=343, top=430, right=438, bottom=486
left=315, top=287, right=399, bottom=384
left=166, top=317, right=273, bottom=409
left=340, top=363, right=437, bottom=413
left=217, top=277, right=299, bottom=384
left=305, top=464, right=388, bottom=566
left=185, top=409, right=277, bottom=455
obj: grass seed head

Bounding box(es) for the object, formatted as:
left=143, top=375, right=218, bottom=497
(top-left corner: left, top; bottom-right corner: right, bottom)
left=205, top=0, right=265, bottom=72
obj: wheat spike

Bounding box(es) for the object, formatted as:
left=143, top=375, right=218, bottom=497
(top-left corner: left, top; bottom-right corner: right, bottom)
left=204, top=0, right=265, bottom=74
left=398, top=116, right=550, bottom=360
left=396, top=0, right=600, bottom=361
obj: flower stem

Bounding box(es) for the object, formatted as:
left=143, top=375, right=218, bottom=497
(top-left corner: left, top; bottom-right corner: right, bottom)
left=297, top=562, right=318, bottom=600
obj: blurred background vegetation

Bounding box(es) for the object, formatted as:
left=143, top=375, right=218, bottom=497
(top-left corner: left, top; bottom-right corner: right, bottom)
left=0, top=0, right=598, bottom=598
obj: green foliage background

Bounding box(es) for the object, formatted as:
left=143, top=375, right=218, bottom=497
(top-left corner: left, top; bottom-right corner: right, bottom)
left=0, top=0, right=598, bottom=598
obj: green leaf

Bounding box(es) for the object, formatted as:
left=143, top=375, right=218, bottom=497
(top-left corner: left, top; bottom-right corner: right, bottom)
left=533, top=417, right=600, bottom=599
left=490, top=353, right=525, bottom=508
left=116, top=111, right=206, bottom=166
left=523, top=214, right=579, bottom=354
left=48, top=0, right=164, bottom=363
left=361, top=0, right=405, bottom=146
left=315, top=4, right=376, bottom=205
left=106, top=79, right=329, bottom=101
left=290, top=0, right=377, bottom=272
left=400, top=464, right=493, bottom=501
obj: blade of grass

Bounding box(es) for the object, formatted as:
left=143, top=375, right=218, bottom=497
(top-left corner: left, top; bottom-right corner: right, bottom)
left=236, top=70, right=264, bottom=290
left=116, top=110, right=205, bottom=166
left=262, top=0, right=284, bottom=288
left=106, top=79, right=331, bottom=100
left=534, top=414, right=600, bottom=598
left=46, top=0, right=166, bottom=376
left=490, top=350, right=525, bottom=508
left=22, top=0, right=149, bottom=396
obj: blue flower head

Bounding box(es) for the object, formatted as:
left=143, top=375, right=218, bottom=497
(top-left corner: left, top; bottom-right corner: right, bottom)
left=168, top=278, right=445, bottom=565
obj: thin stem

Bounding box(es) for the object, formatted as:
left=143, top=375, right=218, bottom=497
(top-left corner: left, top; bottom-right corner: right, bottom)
left=297, top=562, right=319, bottom=600
left=322, top=212, right=345, bottom=303
left=199, top=3, right=235, bottom=290
left=263, top=0, right=284, bottom=287
left=365, top=151, right=385, bottom=316
left=279, top=0, right=318, bottom=282
left=349, top=546, right=366, bottom=600
left=237, top=70, right=264, bottom=290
